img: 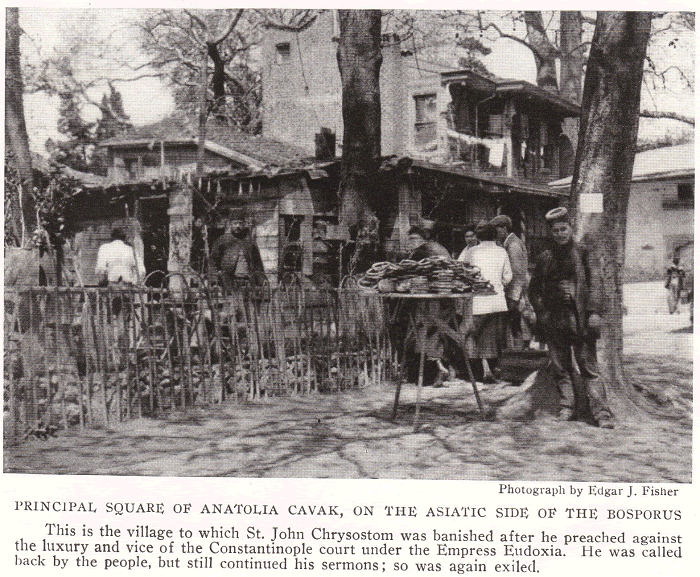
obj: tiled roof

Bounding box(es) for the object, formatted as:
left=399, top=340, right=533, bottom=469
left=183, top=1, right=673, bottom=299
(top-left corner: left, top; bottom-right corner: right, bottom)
left=101, top=114, right=310, bottom=166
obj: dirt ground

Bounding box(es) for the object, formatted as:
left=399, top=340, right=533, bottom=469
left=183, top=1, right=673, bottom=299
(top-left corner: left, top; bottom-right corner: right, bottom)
left=4, top=283, right=693, bottom=482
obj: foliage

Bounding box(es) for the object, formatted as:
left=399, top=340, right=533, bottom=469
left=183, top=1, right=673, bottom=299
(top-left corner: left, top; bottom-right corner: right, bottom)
left=137, top=9, right=263, bottom=133
left=4, top=160, right=23, bottom=247
left=47, top=92, right=95, bottom=172
left=45, top=84, right=131, bottom=174
left=31, top=166, right=84, bottom=252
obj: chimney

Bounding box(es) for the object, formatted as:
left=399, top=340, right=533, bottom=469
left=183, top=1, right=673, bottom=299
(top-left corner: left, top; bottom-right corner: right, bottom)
left=315, top=128, right=336, bottom=160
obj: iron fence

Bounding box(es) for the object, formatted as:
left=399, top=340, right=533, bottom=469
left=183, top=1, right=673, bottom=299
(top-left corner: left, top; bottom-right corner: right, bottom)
left=4, top=284, right=395, bottom=442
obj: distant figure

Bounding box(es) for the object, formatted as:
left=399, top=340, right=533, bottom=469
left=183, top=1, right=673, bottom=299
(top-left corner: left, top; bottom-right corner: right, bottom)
left=665, top=256, right=685, bottom=314
left=94, top=227, right=144, bottom=366
left=211, top=216, right=267, bottom=291
left=407, top=226, right=451, bottom=260
left=457, top=224, right=479, bottom=260
left=94, top=227, right=145, bottom=286
left=400, top=226, right=452, bottom=386
left=529, top=207, right=614, bottom=429
left=460, top=222, right=512, bottom=383
left=491, top=214, right=529, bottom=347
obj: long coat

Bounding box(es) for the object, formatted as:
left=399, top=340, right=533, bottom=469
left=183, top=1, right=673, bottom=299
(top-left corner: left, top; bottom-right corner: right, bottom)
left=459, top=241, right=512, bottom=315
left=528, top=240, right=602, bottom=339
left=503, top=232, right=528, bottom=302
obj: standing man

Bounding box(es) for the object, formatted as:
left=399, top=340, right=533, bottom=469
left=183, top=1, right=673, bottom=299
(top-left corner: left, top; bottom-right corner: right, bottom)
left=95, top=227, right=145, bottom=287
left=211, top=214, right=267, bottom=291
left=457, top=223, right=479, bottom=260
left=491, top=214, right=529, bottom=347
left=529, top=207, right=614, bottom=428
left=401, top=226, right=453, bottom=386
left=94, top=227, right=145, bottom=367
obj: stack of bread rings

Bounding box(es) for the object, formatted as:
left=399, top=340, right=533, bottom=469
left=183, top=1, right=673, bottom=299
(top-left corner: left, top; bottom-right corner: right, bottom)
left=357, top=256, right=495, bottom=295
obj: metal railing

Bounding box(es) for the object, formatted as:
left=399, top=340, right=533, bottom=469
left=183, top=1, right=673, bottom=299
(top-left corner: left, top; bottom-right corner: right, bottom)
left=4, top=284, right=395, bottom=442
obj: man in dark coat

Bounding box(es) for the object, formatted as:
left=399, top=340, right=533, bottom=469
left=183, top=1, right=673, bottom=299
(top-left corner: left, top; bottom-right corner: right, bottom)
left=211, top=216, right=267, bottom=291
left=528, top=207, right=614, bottom=428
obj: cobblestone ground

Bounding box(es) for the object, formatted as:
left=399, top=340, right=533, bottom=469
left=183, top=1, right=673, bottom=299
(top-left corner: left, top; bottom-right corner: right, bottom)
left=4, top=283, right=692, bottom=481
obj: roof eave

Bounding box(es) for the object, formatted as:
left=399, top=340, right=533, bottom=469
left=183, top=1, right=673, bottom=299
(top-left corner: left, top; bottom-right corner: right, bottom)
left=101, top=138, right=266, bottom=170
left=497, top=83, right=580, bottom=116
left=409, top=160, right=568, bottom=198
left=632, top=170, right=694, bottom=183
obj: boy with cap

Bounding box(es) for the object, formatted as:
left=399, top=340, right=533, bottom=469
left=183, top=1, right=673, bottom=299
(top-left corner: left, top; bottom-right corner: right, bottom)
left=528, top=207, right=614, bottom=428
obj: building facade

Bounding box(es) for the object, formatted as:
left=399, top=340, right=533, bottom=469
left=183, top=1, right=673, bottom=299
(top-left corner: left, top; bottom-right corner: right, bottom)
left=550, top=142, right=695, bottom=281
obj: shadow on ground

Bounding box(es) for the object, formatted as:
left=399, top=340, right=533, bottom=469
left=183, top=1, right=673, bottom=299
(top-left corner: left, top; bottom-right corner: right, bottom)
left=4, top=352, right=691, bottom=482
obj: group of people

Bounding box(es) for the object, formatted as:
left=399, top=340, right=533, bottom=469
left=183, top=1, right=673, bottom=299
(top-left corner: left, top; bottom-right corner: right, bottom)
left=96, top=207, right=615, bottom=429
left=402, top=206, right=614, bottom=429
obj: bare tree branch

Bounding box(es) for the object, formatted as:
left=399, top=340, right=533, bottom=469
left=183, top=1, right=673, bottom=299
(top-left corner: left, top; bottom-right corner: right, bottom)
left=213, top=9, right=243, bottom=44
left=639, top=109, right=695, bottom=126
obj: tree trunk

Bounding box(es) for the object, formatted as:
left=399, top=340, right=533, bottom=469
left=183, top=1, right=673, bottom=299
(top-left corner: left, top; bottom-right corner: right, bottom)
left=523, top=11, right=559, bottom=92
left=5, top=7, right=36, bottom=244
left=559, top=11, right=584, bottom=103
left=336, top=9, right=383, bottom=271
left=570, top=12, right=652, bottom=418
left=196, top=48, right=208, bottom=175
left=207, top=41, right=227, bottom=121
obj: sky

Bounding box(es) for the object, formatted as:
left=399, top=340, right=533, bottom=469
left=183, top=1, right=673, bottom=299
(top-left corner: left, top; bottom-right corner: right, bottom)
left=17, top=7, right=695, bottom=154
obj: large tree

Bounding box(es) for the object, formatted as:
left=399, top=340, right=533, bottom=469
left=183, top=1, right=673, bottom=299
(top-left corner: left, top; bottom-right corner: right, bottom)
left=138, top=9, right=262, bottom=132
left=5, top=7, right=36, bottom=244
left=571, top=12, right=654, bottom=418
left=336, top=9, right=383, bottom=273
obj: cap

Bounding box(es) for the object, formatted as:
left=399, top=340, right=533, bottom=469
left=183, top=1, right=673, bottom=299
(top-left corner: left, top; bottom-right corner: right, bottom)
left=490, top=215, right=512, bottom=229
left=545, top=207, right=569, bottom=224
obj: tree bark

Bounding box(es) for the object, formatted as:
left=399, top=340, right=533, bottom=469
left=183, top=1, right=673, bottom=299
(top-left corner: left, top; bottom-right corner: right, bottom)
left=523, top=11, right=559, bottom=92
left=207, top=41, right=227, bottom=119
left=336, top=10, right=382, bottom=232
left=570, top=12, right=652, bottom=418
left=5, top=7, right=36, bottom=243
left=196, top=48, right=207, bottom=176
left=559, top=11, right=584, bottom=103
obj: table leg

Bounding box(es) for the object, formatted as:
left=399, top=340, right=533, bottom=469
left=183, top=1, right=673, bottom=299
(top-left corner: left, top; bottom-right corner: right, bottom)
left=465, top=357, right=485, bottom=418
left=413, top=349, right=426, bottom=432
left=391, top=349, right=408, bottom=421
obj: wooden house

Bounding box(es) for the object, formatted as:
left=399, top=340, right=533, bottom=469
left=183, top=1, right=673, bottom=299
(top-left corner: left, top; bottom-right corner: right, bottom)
left=70, top=116, right=324, bottom=287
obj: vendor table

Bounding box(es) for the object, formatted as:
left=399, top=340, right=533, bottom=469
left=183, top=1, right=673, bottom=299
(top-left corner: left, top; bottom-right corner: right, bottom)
left=367, top=292, right=484, bottom=431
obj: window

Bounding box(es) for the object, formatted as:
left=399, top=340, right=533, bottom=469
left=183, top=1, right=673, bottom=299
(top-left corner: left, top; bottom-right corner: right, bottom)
left=275, top=42, right=291, bottom=64
left=678, top=182, right=694, bottom=201
left=414, top=94, right=437, bottom=147
left=664, top=182, right=695, bottom=209
left=123, top=157, right=140, bottom=179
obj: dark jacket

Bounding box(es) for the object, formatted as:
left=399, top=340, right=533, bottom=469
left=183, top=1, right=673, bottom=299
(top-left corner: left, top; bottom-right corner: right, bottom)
left=529, top=240, right=602, bottom=339
left=211, top=232, right=266, bottom=281
left=410, top=241, right=451, bottom=261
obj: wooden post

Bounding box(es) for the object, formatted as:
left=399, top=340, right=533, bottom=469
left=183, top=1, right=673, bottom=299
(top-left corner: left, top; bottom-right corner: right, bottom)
left=167, top=185, right=193, bottom=293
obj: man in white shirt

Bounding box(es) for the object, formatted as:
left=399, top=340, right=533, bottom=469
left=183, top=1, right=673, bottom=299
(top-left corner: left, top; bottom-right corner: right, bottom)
left=95, top=228, right=145, bottom=286
left=94, top=227, right=145, bottom=367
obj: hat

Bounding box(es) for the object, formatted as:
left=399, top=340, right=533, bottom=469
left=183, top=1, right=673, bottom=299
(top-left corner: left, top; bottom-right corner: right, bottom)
left=490, top=215, right=512, bottom=229
left=545, top=207, right=569, bottom=224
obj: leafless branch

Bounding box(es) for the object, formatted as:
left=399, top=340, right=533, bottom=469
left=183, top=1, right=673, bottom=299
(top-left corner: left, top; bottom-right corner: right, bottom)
left=482, top=21, right=538, bottom=54
left=639, top=109, right=695, bottom=126
left=213, top=9, right=243, bottom=45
